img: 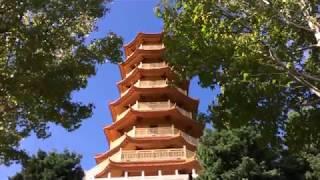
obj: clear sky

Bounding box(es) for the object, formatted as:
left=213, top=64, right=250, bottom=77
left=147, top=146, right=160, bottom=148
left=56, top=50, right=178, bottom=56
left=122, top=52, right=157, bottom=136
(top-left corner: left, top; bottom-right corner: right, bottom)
left=0, top=0, right=216, bottom=178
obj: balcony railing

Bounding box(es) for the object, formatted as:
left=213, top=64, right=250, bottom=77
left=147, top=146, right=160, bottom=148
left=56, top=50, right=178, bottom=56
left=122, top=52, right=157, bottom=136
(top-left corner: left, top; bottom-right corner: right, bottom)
left=133, top=126, right=198, bottom=145
left=126, top=44, right=164, bottom=58
left=132, top=101, right=174, bottom=111
left=134, top=126, right=178, bottom=137
left=110, top=126, right=198, bottom=149
left=138, top=44, right=164, bottom=50
left=125, top=62, right=167, bottom=78
left=116, top=101, right=193, bottom=121
left=138, top=62, right=167, bottom=69
left=112, top=147, right=194, bottom=162
left=120, top=79, right=187, bottom=97
left=136, top=79, right=167, bottom=88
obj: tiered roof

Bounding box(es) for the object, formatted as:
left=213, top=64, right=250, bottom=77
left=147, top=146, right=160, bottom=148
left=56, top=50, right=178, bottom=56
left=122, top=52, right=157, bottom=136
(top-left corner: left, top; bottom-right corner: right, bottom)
left=85, top=33, right=204, bottom=179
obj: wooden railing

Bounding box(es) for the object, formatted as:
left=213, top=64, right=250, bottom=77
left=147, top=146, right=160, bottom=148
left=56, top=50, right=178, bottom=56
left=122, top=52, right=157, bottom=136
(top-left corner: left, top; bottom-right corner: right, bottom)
left=132, top=101, right=174, bottom=111
left=115, top=147, right=194, bottom=162
left=135, top=79, right=167, bottom=88
left=134, top=126, right=178, bottom=137
left=116, top=101, right=193, bottom=121
left=116, top=101, right=172, bottom=122
left=138, top=44, right=164, bottom=50
left=110, top=126, right=198, bottom=149
left=126, top=44, right=164, bottom=58
left=133, top=126, right=198, bottom=145
left=125, top=62, right=167, bottom=78
left=138, top=62, right=167, bottom=69
left=121, top=79, right=187, bottom=96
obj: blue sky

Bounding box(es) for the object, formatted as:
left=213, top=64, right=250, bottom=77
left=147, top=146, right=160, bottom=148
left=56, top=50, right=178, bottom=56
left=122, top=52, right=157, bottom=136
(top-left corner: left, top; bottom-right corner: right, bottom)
left=0, top=0, right=216, bottom=178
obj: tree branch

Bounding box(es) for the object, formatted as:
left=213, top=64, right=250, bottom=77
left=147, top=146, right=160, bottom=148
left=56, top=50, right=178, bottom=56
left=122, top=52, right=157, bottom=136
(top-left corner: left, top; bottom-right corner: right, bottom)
left=295, top=44, right=319, bottom=52
left=297, top=71, right=320, bottom=83
left=283, top=18, right=313, bottom=32
left=268, top=49, right=320, bottom=97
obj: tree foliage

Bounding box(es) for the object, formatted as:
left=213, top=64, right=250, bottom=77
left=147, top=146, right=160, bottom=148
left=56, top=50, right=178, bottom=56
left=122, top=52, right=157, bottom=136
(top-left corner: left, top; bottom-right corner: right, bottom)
left=198, top=126, right=320, bottom=180
left=158, top=0, right=320, bottom=152
left=0, top=0, right=123, bottom=164
left=9, top=150, right=84, bottom=180
left=157, top=0, right=320, bottom=179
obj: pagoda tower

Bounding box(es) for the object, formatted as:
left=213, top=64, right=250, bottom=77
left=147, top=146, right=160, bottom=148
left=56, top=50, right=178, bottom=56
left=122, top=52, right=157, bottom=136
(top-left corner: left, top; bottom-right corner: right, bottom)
left=85, top=33, right=204, bottom=180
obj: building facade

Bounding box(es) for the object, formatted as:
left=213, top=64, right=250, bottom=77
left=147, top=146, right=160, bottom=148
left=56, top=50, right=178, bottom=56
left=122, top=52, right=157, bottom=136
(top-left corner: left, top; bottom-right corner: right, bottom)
left=85, top=33, right=203, bottom=180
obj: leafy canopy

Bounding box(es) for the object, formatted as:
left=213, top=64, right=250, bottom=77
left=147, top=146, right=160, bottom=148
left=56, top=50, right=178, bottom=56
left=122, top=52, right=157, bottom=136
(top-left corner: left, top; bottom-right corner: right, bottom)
left=9, top=150, right=84, bottom=180
left=157, top=0, right=320, bottom=152
left=157, top=0, right=320, bottom=179
left=198, top=126, right=320, bottom=180
left=0, top=0, right=123, bottom=165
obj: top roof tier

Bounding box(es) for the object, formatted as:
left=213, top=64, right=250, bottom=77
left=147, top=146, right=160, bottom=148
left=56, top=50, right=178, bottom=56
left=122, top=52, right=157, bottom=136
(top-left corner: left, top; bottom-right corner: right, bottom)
left=123, top=32, right=164, bottom=57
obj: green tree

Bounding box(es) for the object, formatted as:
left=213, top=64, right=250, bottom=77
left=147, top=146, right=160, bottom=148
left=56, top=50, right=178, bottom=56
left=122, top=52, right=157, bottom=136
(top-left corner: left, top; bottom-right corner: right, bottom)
left=157, top=0, right=320, bottom=153
left=198, top=126, right=280, bottom=179
left=9, top=150, right=84, bottom=180
left=157, top=0, right=320, bottom=178
left=198, top=126, right=320, bottom=180
left=0, top=0, right=123, bottom=164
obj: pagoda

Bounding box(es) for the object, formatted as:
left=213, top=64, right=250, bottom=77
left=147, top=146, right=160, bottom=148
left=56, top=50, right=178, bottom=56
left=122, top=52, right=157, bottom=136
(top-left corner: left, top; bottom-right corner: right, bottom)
left=85, top=33, right=204, bottom=180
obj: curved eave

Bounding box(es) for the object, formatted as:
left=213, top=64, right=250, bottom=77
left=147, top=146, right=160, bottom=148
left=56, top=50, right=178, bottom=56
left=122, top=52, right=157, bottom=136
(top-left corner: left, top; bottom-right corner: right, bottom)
left=95, top=134, right=197, bottom=164
left=117, top=66, right=173, bottom=92
left=104, top=107, right=204, bottom=141
left=119, top=48, right=165, bottom=79
left=118, top=63, right=190, bottom=93
left=95, top=158, right=200, bottom=178
left=109, top=86, right=199, bottom=121
left=123, top=32, right=164, bottom=57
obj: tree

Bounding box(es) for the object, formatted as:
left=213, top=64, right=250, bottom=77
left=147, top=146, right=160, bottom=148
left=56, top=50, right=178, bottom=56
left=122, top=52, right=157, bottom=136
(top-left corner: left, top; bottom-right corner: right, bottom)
left=157, top=0, right=320, bottom=152
left=156, top=0, right=320, bottom=178
left=0, top=0, right=123, bottom=165
left=198, top=126, right=279, bottom=179
left=9, top=150, right=84, bottom=180
left=198, top=126, right=320, bottom=180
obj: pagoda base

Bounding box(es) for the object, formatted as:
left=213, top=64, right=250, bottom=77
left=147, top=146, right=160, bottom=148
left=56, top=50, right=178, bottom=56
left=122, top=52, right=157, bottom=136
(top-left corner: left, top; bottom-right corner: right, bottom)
left=85, top=170, right=198, bottom=180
